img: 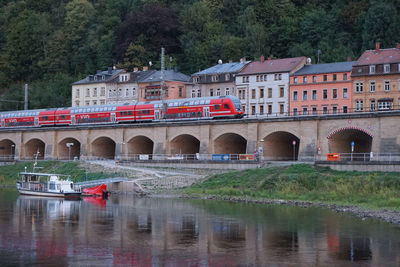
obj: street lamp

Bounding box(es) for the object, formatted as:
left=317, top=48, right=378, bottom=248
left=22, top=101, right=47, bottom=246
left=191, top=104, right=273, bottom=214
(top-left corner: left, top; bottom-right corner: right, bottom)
left=259, top=139, right=264, bottom=161
left=66, top=143, right=74, bottom=161
left=292, top=140, right=296, bottom=161
left=11, top=144, right=15, bottom=160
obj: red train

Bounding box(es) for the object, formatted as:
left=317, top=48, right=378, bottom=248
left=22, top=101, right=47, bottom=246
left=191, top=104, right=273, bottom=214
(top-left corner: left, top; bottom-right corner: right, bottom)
left=0, top=96, right=244, bottom=128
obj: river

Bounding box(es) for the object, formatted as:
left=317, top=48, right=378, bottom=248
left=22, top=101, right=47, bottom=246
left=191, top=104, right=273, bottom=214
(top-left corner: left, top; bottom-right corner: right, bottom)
left=0, top=189, right=399, bottom=266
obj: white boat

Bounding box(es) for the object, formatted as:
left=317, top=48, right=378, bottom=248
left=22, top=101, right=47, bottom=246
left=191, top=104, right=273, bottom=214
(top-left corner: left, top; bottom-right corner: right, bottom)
left=16, top=172, right=82, bottom=198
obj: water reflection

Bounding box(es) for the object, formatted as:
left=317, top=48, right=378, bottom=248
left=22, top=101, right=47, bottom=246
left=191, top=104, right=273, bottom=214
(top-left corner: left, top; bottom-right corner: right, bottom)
left=0, top=191, right=399, bottom=266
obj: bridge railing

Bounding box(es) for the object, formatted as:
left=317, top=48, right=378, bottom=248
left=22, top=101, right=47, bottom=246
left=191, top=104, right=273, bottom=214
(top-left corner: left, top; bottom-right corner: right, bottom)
left=335, top=152, right=400, bottom=163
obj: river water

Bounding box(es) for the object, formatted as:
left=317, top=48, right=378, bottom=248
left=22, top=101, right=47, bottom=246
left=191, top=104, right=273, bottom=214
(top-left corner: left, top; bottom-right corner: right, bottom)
left=0, top=189, right=399, bottom=266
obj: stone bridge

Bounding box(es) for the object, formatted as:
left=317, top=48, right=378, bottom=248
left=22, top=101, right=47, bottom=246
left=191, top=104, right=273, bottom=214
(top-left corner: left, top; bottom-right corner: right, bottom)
left=0, top=112, right=399, bottom=161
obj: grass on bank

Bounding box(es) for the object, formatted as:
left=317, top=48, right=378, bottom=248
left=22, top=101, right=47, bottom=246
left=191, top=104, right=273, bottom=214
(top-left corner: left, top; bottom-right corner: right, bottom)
left=0, top=161, right=116, bottom=185
left=184, top=164, right=400, bottom=210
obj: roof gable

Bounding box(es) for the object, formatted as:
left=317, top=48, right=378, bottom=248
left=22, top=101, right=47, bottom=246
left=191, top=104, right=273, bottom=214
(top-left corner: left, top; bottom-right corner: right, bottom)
left=239, top=57, right=306, bottom=75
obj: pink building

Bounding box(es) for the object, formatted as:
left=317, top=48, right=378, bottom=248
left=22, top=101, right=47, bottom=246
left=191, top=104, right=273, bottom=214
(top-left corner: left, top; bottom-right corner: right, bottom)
left=289, top=61, right=355, bottom=115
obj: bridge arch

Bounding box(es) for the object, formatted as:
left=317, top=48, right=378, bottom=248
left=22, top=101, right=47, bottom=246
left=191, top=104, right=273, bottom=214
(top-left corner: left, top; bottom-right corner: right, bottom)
left=58, top=138, right=81, bottom=160
left=91, top=136, right=116, bottom=159
left=214, top=133, right=247, bottom=155
left=327, top=127, right=373, bottom=154
left=262, top=131, right=300, bottom=161
left=0, top=139, right=16, bottom=160
left=170, top=134, right=200, bottom=155
left=127, top=136, right=154, bottom=156
left=24, top=138, right=45, bottom=159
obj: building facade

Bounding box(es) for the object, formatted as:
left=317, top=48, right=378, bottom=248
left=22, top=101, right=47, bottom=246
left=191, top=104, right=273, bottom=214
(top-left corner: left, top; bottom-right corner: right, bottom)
left=236, top=56, right=306, bottom=116
left=289, top=61, right=354, bottom=115
left=351, top=43, right=400, bottom=112
left=188, top=60, right=249, bottom=101
left=71, top=68, right=123, bottom=107
left=138, top=69, right=190, bottom=102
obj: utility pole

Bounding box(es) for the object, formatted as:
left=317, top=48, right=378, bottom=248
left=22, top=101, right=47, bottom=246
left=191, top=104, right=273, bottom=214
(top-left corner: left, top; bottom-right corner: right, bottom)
left=24, top=84, right=28, bottom=110
left=160, top=47, right=168, bottom=119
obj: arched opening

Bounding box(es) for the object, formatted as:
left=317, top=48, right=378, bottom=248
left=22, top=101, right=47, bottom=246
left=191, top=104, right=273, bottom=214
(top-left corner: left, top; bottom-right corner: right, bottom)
left=328, top=128, right=373, bottom=158
left=214, top=133, right=247, bottom=156
left=58, top=138, right=81, bottom=160
left=262, top=131, right=300, bottom=161
left=91, top=137, right=116, bottom=159
left=24, top=139, right=45, bottom=159
left=127, top=136, right=154, bottom=156
left=0, top=139, right=16, bottom=160
left=170, top=134, right=200, bottom=157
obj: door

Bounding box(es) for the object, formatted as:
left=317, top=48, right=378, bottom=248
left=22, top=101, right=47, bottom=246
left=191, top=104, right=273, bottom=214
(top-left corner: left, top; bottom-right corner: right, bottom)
left=203, top=107, right=210, bottom=118
left=71, top=115, right=75, bottom=125
left=34, top=117, right=39, bottom=126
left=111, top=113, right=116, bottom=123
left=1, top=119, right=4, bottom=127
left=155, top=110, right=160, bottom=120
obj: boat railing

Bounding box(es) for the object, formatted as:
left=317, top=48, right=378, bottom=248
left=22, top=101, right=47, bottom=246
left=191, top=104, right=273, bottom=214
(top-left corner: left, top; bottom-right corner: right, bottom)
left=19, top=182, right=47, bottom=192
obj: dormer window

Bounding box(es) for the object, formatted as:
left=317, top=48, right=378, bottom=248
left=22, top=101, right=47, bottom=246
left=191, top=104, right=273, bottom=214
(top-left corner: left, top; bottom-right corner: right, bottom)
left=94, top=76, right=97, bottom=81
left=293, top=77, right=298, bottom=83
left=225, top=74, right=230, bottom=80
left=193, top=76, right=200, bottom=83
left=211, top=75, right=219, bottom=82
left=384, top=64, right=390, bottom=73
left=369, top=65, right=375, bottom=74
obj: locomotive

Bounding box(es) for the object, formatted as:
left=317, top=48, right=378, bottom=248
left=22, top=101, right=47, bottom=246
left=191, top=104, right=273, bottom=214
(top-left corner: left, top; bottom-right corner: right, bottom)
left=0, top=96, right=244, bottom=129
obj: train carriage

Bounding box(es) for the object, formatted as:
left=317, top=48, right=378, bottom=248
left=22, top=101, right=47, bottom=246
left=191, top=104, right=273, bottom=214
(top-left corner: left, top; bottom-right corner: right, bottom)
left=1, top=110, right=40, bottom=128
left=38, top=109, right=57, bottom=126
left=71, top=105, right=116, bottom=125
left=115, top=104, right=136, bottom=123
left=54, top=108, right=72, bottom=126
left=134, top=102, right=155, bottom=122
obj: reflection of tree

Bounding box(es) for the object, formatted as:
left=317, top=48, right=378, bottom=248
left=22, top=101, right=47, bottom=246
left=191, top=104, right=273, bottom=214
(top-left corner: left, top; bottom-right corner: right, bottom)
left=332, top=236, right=372, bottom=261
left=263, top=230, right=298, bottom=253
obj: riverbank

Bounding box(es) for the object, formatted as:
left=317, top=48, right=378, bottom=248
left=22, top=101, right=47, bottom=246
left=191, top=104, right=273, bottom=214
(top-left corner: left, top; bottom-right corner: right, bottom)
left=182, top=164, right=400, bottom=224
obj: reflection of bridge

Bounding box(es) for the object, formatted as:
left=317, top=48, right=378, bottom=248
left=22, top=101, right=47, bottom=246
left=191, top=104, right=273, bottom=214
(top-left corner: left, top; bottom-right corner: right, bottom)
left=0, top=112, right=399, bottom=162
left=75, top=177, right=128, bottom=188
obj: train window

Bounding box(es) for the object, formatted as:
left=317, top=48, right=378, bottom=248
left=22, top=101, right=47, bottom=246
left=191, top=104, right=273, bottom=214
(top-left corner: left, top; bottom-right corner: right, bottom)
left=200, top=100, right=204, bottom=105
left=183, top=102, right=189, bottom=106
left=84, top=118, right=88, bottom=123
left=224, top=104, right=229, bottom=109
left=206, top=100, right=210, bottom=104
left=195, top=101, right=199, bottom=105
left=192, top=112, right=196, bottom=117
left=187, top=112, right=191, bottom=117
left=168, top=103, right=172, bottom=107
left=128, top=111, right=133, bottom=116
left=173, top=102, right=178, bottom=107
left=112, top=107, right=116, bottom=111
left=182, top=113, right=186, bottom=118
left=214, top=105, right=220, bottom=110
left=95, top=108, right=99, bottom=112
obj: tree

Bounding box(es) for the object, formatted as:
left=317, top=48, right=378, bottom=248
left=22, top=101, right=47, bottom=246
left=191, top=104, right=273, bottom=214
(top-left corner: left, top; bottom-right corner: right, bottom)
left=117, top=43, right=149, bottom=70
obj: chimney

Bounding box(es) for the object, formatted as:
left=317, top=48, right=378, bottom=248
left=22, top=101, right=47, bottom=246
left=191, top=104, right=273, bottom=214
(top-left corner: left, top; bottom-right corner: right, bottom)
left=108, top=67, right=112, bottom=74
left=347, top=56, right=352, bottom=62
left=133, top=67, right=138, bottom=72
left=396, top=43, right=400, bottom=49
left=240, top=57, right=246, bottom=63
left=375, top=42, right=380, bottom=51
left=143, top=66, right=148, bottom=71
left=260, top=55, right=265, bottom=62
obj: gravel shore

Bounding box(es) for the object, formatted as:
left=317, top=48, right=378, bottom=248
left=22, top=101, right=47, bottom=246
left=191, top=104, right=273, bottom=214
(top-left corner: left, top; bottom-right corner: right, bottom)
left=178, top=194, right=400, bottom=225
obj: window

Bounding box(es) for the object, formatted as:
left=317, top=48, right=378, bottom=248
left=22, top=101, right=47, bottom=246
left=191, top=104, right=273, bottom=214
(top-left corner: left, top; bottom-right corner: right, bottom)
left=370, top=100, right=376, bottom=111
left=323, top=106, right=328, bottom=114
left=323, top=89, right=328, bottom=99
left=293, top=108, right=298, bottom=116
left=238, top=89, right=245, bottom=99
left=312, top=90, right=317, bottom=100
left=303, top=90, right=308, bottom=100
left=268, top=88, right=272, bottom=98
left=101, top=87, right=105, bottom=96
left=263, top=75, right=267, bottom=81
left=211, top=75, right=219, bottom=82
left=251, top=105, right=255, bottom=115
left=332, top=88, right=337, bottom=99
left=75, top=100, right=80, bottom=107
left=274, top=74, right=282, bottom=80
left=280, top=104, right=284, bottom=114
left=332, top=106, right=338, bottom=114
left=93, top=101, right=97, bottom=105
left=312, top=107, right=317, bottom=115
left=293, top=91, right=298, bottom=101
left=356, top=100, right=364, bottom=111
left=323, top=75, right=327, bottom=81
left=260, top=89, right=264, bottom=98
left=378, top=100, right=393, bottom=110
left=343, top=106, right=348, bottom=113
left=260, top=105, right=264, bottom=115
left=197, top=89, right=201, bottom=97
left=225, top=88, right=230, bottom=95
left=268, top=104, right=272, bottom=114
left=384, top=81, right=390, bottom=91
left=293, top=77, right=298, bottom=83
left=279, top=87, right=284, bottom=97
left=242, top=76, right=249, bottom=83
left=313, top=76, right=317, bottom=82
left=333, top=74, right=337, bottom=81
left=355, top=82, right=364, bottom=92
left=76, top=89, right=80, bottom=98
left=100, top=100, right=105, bottom=105
left=125, top=88, right=129, bottom=97
left=225, top=74, right=230, bottom=80
left=370, top=81, right=375, bottom=92
left=93, top=88, right=97, bottom=97
left=343, top=88, right=348, bottom=98
left=302, top=107, right=308, bottom=115
left=343, top=73, right=348, bottom=80
left=179, top=87, right=183, bottom=97
left=303, top=76, right=307, bottom=83
left=251, top=89, right=256, bottom=99
left=369, top=65, right=376, bottom=74
left=216, top=88, right=221, bottom=96
left=210, top=89, right=214, bottom=96
left=85, top=101, right=90, bottom=106
left=191, top=90, right=196, bottom=98
left=86, top=88, right=90, bottom=97
left=384, top=64, right=390, bottom=73
left=119, top=88, right=122, bottom=97
left=109, top=90, right=112, bottom=97
left=193, top=76, right=200, bottom=83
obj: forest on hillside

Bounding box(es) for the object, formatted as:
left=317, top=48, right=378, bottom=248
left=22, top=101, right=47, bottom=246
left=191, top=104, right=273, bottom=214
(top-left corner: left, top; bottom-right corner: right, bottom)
left=0, top=0, right=398, bottom=110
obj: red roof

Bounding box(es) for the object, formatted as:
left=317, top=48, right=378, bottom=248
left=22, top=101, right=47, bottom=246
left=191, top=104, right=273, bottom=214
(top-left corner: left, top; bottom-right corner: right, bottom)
left=354, top=47, right=400, bottom=66
left=239, top=57, right=306, bottom=74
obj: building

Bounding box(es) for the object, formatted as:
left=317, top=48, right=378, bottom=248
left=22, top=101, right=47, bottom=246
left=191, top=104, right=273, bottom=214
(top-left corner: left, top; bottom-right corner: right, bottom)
left=351, top=43, right=400, bottom=112
left=71, top=68, right=123, bottom=107
left=107, top=69, right=156, bottom=105
left=236, top=56, right=306, bottom=116
left=289, top=61, right=355, bottom=115
left=138, top=69, right=190, bottom=102
left=188, top=59, right=249, bottom=100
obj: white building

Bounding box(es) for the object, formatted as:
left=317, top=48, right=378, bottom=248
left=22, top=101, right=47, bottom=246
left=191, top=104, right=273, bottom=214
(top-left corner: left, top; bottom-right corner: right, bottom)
left=235, top=56, right=306, bottom=116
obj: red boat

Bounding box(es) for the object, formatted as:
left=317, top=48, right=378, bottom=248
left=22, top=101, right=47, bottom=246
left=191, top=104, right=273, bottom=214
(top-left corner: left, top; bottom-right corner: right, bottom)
left=83, top=184, right=107, bottom=197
